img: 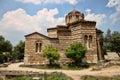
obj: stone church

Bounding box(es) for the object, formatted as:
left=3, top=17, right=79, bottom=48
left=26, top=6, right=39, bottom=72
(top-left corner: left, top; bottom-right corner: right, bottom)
left=24, top=10, right=104, bottom=65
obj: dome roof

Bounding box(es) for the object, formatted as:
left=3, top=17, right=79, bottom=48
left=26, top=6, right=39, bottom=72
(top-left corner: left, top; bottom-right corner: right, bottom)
left=68, top=10, right=81, bottom=15
left=65, top=10, right=84, bottom=25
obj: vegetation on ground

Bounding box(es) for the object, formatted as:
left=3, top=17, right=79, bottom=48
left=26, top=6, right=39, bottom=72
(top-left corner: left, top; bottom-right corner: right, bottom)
left=4, top=72, right=72, bottom=80
left=43, top=45, right=60, bottom=65
left=5, top=76, right=32, bottom=80
left=0, top=35, right=12, bottom=54
left=20, top=63, right=89, bottom=70
left=104, top=29, right=120, bottom=57
left=0, top=35, right=12, bottom=63
left=0, top=35, right=24, bottom=63
left=81, top=75, right=120, bottom=80
left=46, top=72, right=73, bottom=80
left=12, top=40, right=25, bottom=61
left=65, top=42, right=87, bottom=65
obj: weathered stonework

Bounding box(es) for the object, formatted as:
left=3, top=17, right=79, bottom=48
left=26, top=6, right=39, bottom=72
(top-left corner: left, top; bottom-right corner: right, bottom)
left=24, top=10, right=104, bottom=65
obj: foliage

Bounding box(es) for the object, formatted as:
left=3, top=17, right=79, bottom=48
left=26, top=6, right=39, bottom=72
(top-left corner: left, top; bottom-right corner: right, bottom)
left=110, top=31, right=120, bottom=57
left=103, top=29, right=111, bottom=52
left=20, top=63, right=89, bottom=70
left=12, top=40, right=25, bottom=60
left=0, top=53, right=12, bottom=63
left=46, top=72, right=73, bottom=80
left=6, top=76, right=32, bottom=80
left=43, top=45, right=60, bottom=65
left=0, top=35, right=12, bottom=63
left=16, top=76, right=32, bottom=80
left=104, top=29, right=120, bottom=57
left=0, top=54, right=5, bottom=63
left=81, top=75, right=120, bottom=80
left=65, top=42, right=87, bottom=65
left=0, top=35, right=12, bottom=54
left=5, top=72, right=73, bottom=80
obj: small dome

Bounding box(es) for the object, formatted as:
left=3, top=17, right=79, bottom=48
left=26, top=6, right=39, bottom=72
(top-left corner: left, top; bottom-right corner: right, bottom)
left=65, top=10, right=84, bottom=25
left=68, top=10, right=81, bottom=15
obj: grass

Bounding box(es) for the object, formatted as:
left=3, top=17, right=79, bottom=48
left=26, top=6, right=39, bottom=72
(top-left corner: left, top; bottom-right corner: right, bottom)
left=44, top=72, right=73, bottom=80
left=81, top=75, right=120, bottom=80
left=20, top=63, right=89, bottom=70
left=5, top=76, right=33, bottom=80
left=4, top=72, right=73, bottom=80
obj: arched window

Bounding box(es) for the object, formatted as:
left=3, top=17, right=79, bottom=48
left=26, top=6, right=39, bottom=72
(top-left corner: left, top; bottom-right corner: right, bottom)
left=76, top=15, right=79, bottom=18
left=69, top=15, right=72, bottom=19
left=84, top=35, right=88, bottom=47
left=84, top=35, right=92, bottom=49
left=35, top=41, right=42, bottom=53
left=89, top=35, right=92, bottom=48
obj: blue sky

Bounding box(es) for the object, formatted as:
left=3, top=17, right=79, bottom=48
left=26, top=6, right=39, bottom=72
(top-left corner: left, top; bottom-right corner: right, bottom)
left=0, top=0, right=120, bottom=45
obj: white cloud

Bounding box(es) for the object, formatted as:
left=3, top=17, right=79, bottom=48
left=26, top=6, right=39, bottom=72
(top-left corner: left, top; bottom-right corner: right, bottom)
left=16, top=0, right=79, bottom=5
left=0, top=8, right=64, bottom=35
left=110, top=12, right=120, bottom=24
left=106, top=0, right=120, bottom=8
left=106, top=0, right=120, bottom=24
left=85, top=9, right=106, bottom=26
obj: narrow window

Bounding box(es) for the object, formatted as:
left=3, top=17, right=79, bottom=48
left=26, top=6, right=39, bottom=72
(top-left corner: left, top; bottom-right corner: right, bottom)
left=36, top=43, right=38, bottom=53
left=89, top=35, right=92, bottom=48
left=39, top=43, right=42, bottom=52
left=69, top=16, right=72, bottom=19
left=84, top=35, right=88, bottom=47
left=36, top=42, right=42, bottom=53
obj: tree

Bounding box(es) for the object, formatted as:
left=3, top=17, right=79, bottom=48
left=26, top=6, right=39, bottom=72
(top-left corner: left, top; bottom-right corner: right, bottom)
left=13, top=40, right=25, bottom=60
left=65, top=42, right=87, bottom=65
left=0, top=35, right=5, bottom=41
left=110, top=31, right=120, bottom=57
left=104, top=29, right=111, bottom=51
left=43, top=45, right=60, bottom=65
left=0, top=54, right=5, bottom=63
left=0, top=35, right=12, bottom=54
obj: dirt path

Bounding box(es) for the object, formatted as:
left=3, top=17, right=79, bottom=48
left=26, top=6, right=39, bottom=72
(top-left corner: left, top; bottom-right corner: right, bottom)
left=0, top=62, right=120, bottom=80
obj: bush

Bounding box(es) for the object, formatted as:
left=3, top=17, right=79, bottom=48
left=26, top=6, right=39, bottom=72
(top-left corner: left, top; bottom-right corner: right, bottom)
left=81, top=75, right=120, bottom=80
left=46, top=72, right=73, bottom=80
left=43, top=45, right=60, bottom=65
left=16, top=76, right=32, bottom=80
left=65, top=42, right=87, bottom=65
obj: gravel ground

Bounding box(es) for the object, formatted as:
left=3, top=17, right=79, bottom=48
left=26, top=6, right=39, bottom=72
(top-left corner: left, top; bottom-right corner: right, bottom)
left=0, top=62, right=120, bottom=80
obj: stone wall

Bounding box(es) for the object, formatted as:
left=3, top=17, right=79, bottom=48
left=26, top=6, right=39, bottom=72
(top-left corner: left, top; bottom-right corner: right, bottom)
left=24, top=10, right=104, bottom=65
left=24, top=33, right=50, bottom=65
left=48, top=29, right=57, bottom=38
left=70, top=22, right=98, bottom=63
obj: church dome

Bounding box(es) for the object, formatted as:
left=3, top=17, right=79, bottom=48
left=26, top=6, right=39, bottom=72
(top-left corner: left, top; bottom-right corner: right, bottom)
left=65, top=10, right=84, bottom=25
left=68, top=10, right=81, bottom=15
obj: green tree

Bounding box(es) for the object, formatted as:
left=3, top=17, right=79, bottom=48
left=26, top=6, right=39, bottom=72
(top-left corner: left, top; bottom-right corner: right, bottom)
left=0, top=54, right=5, bottom=63
left=13, top=40, right=25, bottom=60
left=0, top=35, right=5, bottom=41
left=104, top=29, right=111, bottom=51
left=43, top=45, right=60, bottom=65
left=110, top=31, right=120, bottom=57
left=0, top=35, right=12, bottom=63
left=65, top=42, right=87, bottom=65
left=0, top=35, right=12, bottom=54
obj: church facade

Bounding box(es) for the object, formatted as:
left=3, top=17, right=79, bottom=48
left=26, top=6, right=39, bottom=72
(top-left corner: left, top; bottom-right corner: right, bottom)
left=24, top=10, right=104, bottom=65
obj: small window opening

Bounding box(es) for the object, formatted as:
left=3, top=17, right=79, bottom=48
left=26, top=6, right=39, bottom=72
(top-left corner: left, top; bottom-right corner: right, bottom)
left=36, top=42, right=42, bottom=53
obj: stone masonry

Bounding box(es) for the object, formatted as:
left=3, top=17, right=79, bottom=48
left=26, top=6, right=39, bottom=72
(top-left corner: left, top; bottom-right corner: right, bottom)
left=24, top=10, right=104, bottom=65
